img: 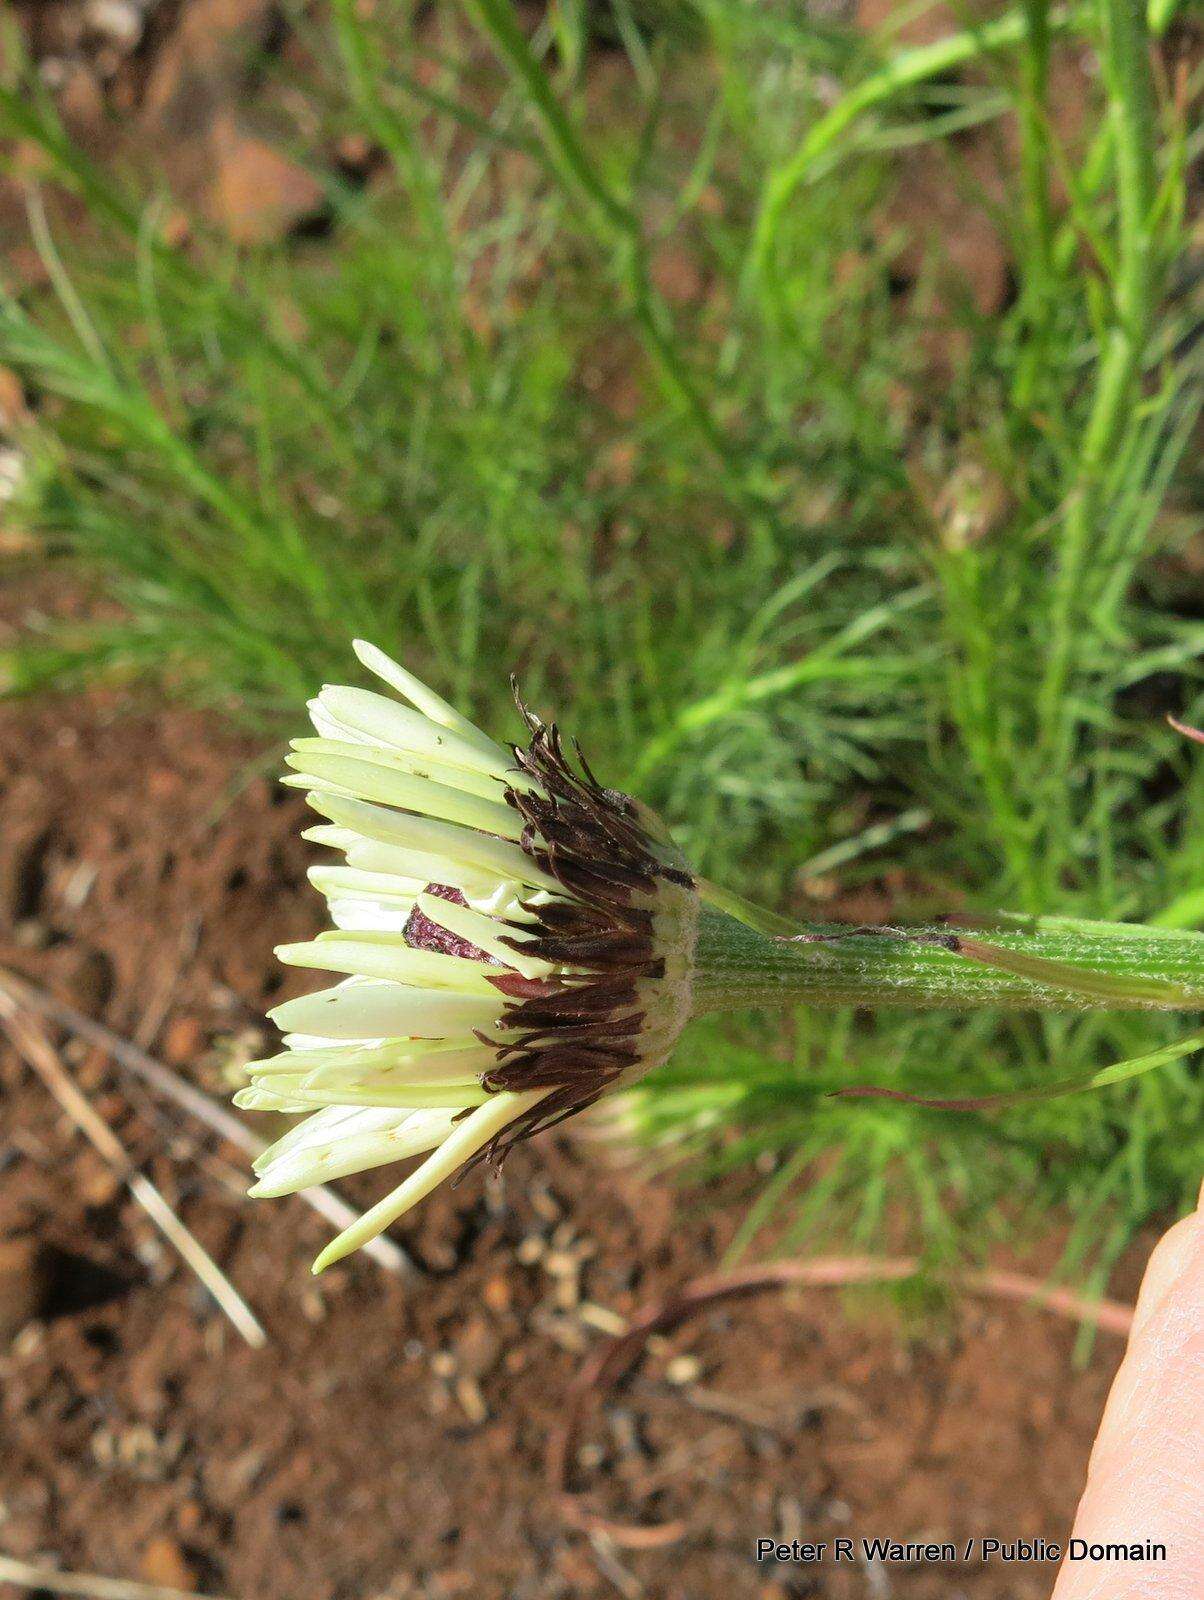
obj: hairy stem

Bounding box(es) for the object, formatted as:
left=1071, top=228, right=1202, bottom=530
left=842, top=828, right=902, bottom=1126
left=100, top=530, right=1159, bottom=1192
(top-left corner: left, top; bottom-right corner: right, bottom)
left=691, top=907, right=1204, bottom=1014
left=751, top=4, right=1087, bottom=278
left=1038, top=0, right=1158, bottom=751
left=1012, top=0, right=1056, bottom=408
left=461, top=0, right=766, bottom=523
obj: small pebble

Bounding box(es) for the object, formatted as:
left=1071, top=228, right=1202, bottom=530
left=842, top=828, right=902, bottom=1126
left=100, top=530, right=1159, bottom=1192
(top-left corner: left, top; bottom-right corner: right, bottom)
left=454, top=1376, right=487, bottom=1426
left=139, top=1535, right=197, bottom=1592
left=299, top=1289, right=325, bottom=1324
left=577, top=1302, right=627, bottom=1336
left=515, top=1235, right=544, bottom=1266
left=161, top=1015, right=205, bottom=1067
left=528, top=1185, right=561, bottom=1224
left=552, top=1276, right=580, bottom=1312
left=84, top=0, right=143, bottom=51
left=542, top=1250, right=577, bottom=1280
left=481, top=1272, right=511, bottom=1314
left=665, top=1355, right=702, bottom=1386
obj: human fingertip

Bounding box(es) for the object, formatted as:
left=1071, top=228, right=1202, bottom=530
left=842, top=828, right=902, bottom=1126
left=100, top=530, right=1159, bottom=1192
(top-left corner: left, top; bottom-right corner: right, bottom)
left=1128, top=1209, right=1203, bottom=1340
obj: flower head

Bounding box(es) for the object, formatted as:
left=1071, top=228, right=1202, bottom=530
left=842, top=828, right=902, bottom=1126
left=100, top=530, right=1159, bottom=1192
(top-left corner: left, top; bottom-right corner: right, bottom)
left=239, top=641, right=699, bottom=1270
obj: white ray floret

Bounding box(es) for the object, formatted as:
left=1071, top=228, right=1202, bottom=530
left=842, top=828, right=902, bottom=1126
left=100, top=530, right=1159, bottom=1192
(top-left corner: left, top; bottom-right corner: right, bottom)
left=268, top=976, right=505, bottom=1040
left=246, top=1040, right=497, bottom=1085
left=275, top=935, right=505, bottom=994
left=309, top=684, right=512, bottom=778
left=244, top=644, right=559, bottom=1270
left=412, top=891, right=551, bottom=979
left=304, top=792, right=556, bottom=890
left=291, top=736, right=509, bottom=801
left=282, top=752, right=525, bottom=838
left=352, top=639, right=509, bottom=760
left=249, top=1105, right=464, bottom=1197
left=308, top=1089, right=551, bottom=1271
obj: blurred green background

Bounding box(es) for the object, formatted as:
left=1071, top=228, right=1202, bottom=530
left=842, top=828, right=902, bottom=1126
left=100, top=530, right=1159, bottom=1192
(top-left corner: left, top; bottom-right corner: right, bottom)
left=2, top=0, right=1203, bottom=1286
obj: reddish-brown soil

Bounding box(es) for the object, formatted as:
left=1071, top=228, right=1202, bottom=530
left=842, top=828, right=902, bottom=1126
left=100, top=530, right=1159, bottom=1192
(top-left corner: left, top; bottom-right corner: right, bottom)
left=0, top=5, right=1176, bottom=1595
left=0, top=672, right=1155, bottom=1600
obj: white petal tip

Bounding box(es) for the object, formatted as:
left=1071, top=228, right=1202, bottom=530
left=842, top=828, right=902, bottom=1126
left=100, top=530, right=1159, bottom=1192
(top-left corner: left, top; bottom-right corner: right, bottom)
left=351, top=639, right=386, bottom=669
left=249, top=1179, right=296, bottom=1199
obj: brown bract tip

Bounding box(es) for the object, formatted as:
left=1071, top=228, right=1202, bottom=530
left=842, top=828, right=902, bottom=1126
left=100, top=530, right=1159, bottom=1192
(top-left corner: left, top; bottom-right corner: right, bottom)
left=473, top=690, right=694, bottom=1162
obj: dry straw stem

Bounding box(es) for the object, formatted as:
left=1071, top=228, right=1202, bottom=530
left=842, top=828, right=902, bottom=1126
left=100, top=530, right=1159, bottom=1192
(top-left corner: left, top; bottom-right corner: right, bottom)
left=0, top=1555, right=235, bottom=1600
left=0, top=992, right=267, bottom=1348
left=0, top=968, right=411, bottom=1276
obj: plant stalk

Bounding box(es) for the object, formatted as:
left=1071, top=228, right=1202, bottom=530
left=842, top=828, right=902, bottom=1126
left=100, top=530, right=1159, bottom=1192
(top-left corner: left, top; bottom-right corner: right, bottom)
left=751, top=4, right=1087, bottom=278
left=1038, top=0, right=1159, bottom=749
left=691, top=906, right=1204, bottom=1015
left=1012, top=0, right=1055, bottom=408
left=460, top=0, right=774, bottom=535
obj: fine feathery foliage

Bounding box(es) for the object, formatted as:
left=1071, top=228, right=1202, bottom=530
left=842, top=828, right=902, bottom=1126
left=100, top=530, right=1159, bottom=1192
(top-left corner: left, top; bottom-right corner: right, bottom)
left=1, top=0, right=1203, bottom=1280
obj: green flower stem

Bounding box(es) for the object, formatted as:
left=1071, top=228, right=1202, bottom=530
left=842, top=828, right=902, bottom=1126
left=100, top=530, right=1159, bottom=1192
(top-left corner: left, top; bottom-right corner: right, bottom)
left=460, top=0, right=768, bottom=528
left=1038, top=0, right=1159, bottom=750
left=751, top=4, right=1087, bottom=277
left=691, top=906, right=1204, bottom=1015
left=1012, top=0, right=1055, bottom=409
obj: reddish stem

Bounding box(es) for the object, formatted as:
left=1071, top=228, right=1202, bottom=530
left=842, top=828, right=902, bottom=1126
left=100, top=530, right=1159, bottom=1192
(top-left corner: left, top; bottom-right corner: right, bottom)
left=549, top=1255, right=1133, bottom=1545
